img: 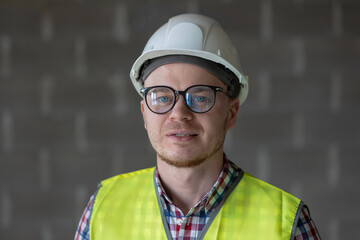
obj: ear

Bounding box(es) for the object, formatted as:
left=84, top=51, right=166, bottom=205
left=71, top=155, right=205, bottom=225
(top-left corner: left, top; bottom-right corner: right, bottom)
left=226, top=98, right=240, bottom=130
left=140, top=100, right=147, bottom=130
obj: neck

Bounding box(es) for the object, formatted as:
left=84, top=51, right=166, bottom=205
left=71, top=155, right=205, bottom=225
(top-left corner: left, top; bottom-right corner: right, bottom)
left=157, top=150, right=224, bottom=214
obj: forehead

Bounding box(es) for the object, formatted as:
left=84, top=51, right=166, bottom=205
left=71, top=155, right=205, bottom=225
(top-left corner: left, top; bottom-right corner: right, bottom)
left=144, top=63, right=226, bottom=89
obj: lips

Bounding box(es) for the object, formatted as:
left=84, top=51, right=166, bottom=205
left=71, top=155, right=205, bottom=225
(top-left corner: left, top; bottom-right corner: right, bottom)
left=168, top=135, right=197, bottom=143
left=166, top=130, right=198, bottom=137
left=173, top=133, right=197, bottom=137
left=165, top=130, right=198, bottom=142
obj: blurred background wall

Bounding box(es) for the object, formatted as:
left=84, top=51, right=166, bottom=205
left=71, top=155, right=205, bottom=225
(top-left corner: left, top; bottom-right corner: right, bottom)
left=0, top=0, right=359, bottom=239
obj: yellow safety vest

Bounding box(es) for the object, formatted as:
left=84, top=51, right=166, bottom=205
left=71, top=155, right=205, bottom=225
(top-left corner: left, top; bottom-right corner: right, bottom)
left=90, top=167, right=302, bottom=240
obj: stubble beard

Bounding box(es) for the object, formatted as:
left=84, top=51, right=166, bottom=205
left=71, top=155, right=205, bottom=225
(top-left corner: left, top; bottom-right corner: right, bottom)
left=156, top=118, right=228, bottom=168
left=157, top=142, right=224, bottom=168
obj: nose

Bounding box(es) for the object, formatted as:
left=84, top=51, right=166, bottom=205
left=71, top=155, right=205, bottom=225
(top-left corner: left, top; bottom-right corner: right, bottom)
left=168, top=94, right=193, bottom=121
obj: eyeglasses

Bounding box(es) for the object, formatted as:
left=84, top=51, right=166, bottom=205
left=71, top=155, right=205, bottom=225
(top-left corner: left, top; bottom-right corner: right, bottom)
left=140, top=85, right=230, bottom=114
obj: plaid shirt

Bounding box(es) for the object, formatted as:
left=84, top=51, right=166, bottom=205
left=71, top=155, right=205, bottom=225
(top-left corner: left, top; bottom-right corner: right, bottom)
left=75, top=156, right=321, bottom=240
left=154, top=157, right=239, bottom=239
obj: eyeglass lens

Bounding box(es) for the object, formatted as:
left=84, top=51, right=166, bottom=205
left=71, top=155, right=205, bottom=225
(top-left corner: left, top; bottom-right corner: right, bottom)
left=145, top=86, right=216, bottom=113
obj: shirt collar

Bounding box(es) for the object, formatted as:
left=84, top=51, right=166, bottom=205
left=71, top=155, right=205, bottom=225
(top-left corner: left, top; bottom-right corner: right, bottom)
left=154, top=153, right=240, bottom=215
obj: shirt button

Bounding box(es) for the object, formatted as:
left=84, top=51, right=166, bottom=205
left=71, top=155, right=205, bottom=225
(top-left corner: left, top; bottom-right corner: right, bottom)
left=176, top=219, right=183, bottom=225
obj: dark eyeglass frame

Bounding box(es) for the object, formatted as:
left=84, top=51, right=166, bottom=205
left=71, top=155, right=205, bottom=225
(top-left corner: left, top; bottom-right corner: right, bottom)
left=140, top=84, right=231, bottom=114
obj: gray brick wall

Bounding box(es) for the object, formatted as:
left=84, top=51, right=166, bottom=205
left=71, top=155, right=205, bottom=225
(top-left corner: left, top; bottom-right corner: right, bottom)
left=1, top=0, right=359, bottom=239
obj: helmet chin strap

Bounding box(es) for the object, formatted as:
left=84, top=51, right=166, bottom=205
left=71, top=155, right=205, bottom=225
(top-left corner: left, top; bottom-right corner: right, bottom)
left=138, top=55, right=242, bottom=99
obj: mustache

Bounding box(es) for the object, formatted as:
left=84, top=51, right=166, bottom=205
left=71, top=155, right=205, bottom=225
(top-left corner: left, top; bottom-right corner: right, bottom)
left=162, top=123, right=200, bottom=132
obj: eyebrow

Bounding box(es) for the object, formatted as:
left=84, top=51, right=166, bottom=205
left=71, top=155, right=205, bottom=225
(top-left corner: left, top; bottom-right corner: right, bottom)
left=150, top=87, right=172, bottom=93
left=189, top=87, right=209, bottom=93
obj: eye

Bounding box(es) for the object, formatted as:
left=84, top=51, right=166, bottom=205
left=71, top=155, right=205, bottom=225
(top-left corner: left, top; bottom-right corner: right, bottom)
left=158, top=96, right=169, bottom=103
left=193, top=96, right=207, bottom=103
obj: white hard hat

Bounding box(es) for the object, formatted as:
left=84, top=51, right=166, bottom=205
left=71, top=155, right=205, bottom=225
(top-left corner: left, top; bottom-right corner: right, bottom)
left=130, top=13, right=249, bottom=105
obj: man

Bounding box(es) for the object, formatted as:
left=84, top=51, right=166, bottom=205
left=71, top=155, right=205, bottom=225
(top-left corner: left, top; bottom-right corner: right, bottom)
left=75, top=13, right=320, bottom=240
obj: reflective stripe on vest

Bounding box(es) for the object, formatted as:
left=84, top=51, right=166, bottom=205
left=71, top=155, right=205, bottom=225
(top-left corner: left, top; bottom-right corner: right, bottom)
left=90, top=167, right=302, bottom=240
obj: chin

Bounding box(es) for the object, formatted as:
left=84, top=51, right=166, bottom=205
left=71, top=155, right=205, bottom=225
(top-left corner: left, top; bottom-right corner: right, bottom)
left=159, top=155, right=207, bottom=168
left=156, top=148, right=207, bottom=168
left=155, top=140, right=224, bottom=168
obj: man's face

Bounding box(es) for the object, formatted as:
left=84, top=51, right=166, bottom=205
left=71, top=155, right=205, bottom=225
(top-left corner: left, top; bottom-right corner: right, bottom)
left=141, top=63, right=239, bottom=168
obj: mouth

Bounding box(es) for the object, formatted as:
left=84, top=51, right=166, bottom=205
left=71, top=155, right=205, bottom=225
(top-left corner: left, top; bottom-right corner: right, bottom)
left=166, top=130, right=198, bottom=141
left=171, top=133, right=197, bottom=137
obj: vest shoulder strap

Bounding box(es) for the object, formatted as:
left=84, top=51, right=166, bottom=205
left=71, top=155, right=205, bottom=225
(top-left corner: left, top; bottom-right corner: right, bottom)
left=90, top=167, right=167, bottom=240
left=203, top=171, right=302, bottom=240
